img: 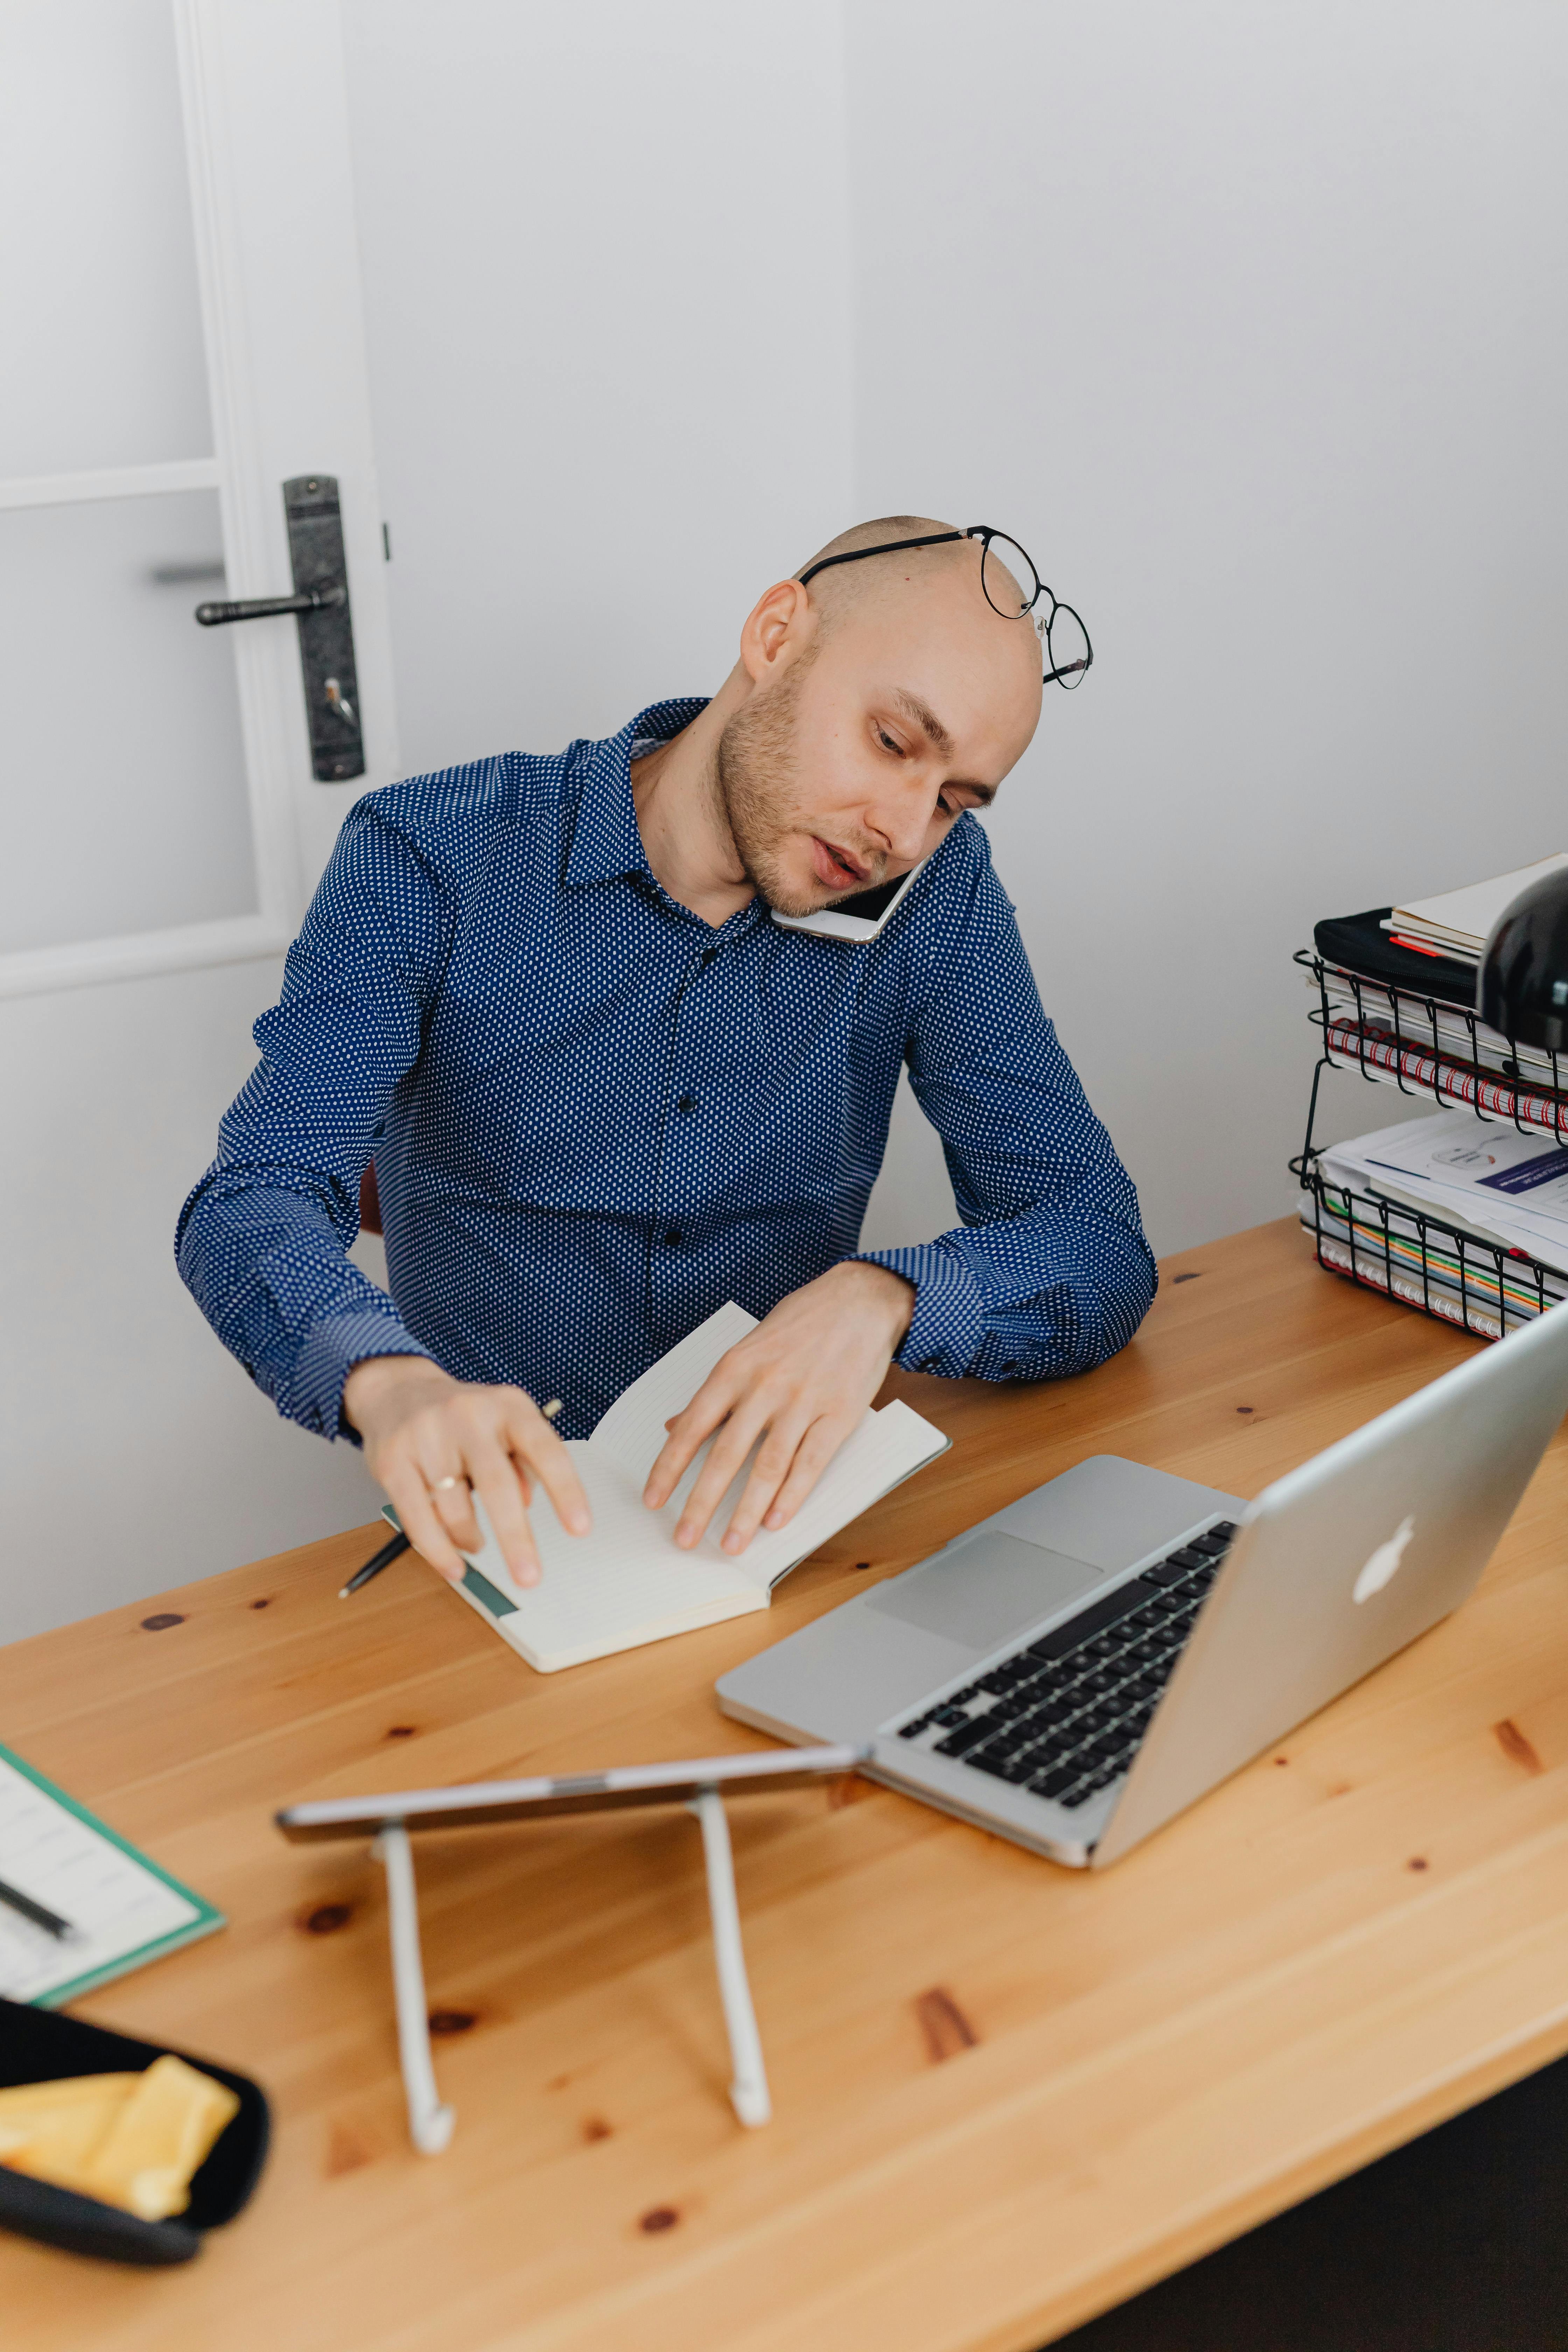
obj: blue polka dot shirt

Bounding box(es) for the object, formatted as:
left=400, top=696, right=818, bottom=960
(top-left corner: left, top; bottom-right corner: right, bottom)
left=176, top=700, right=1156, bottom=1443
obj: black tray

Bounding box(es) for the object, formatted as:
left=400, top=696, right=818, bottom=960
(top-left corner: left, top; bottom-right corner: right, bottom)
left=0, top=1996, right=269, bottom=2265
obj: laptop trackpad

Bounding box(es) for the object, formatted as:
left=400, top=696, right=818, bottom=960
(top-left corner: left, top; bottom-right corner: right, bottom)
left=866, top=1533, right=1104, bottom=1651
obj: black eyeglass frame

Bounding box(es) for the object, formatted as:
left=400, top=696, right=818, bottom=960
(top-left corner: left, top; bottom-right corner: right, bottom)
left=796, top=526, right=1093, bottom=688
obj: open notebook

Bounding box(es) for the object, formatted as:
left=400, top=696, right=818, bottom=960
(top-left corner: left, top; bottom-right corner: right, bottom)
left=390, top=1303, right=949, bottom=1672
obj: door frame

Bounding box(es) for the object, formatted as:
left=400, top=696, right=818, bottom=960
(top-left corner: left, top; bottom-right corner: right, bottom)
left=0, top=0, right=397, bottom=1001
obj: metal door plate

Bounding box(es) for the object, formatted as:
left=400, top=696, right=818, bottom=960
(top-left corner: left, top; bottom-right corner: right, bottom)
left=285, top=474, right=364, bottom=783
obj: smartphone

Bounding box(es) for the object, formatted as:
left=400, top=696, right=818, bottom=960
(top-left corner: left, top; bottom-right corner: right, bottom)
left=770, top=859, right=928, bottom=943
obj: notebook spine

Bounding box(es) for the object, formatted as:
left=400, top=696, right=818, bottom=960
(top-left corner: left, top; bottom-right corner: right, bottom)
left=1321, top=1015, right=1568, bottom=1139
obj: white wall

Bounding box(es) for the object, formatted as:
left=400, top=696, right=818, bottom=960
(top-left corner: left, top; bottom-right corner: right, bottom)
left=848, top=0, right=1568, bottom=1254
left=339, top=0, right=854, bottom=771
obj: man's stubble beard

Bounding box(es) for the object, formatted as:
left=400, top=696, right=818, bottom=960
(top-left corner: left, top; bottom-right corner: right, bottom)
left=713, top=663, right=885, bottom=917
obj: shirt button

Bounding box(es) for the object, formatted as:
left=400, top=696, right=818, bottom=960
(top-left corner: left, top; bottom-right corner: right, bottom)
left=664, top=1228, right=682, bottom=1246
left=700, top=948, right=718, bottom=966
left=677, top=1094, right=696, bottom=1114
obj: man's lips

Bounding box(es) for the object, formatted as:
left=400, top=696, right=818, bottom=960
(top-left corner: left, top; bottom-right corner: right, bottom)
left=810, top=836, right=873, bottom=890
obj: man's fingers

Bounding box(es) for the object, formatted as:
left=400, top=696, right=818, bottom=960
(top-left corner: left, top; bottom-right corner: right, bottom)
left=384, top=1461, right=468, bottom=1584
left=757, top=1417, right=853, bottom=1536
left=462, top=1433, right=542, bottom=1588
left=502, top=1395, right=591, bottom=1536
left=672, top=1399, right=774, bottom=1550
left=714, top=1415, right=816, bottom=1555
left=644, top=1408, right=723, bottom=1511
left=431, top=1476, right=483, bottom=1557
left=644, top=1370, right=741, bottom=1508
left=360, top=1382, right=589, bottom=1598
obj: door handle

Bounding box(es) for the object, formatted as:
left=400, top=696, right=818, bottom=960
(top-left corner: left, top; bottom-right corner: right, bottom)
left=192, top=474, right=364, bottom=783
left=195, top=584, right=343, bottom=625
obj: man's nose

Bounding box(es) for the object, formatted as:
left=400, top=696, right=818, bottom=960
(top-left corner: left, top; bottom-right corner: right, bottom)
left=867, top=794, right=933, bottom=870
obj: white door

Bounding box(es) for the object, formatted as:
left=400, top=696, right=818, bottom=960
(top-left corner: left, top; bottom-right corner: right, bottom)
left=1, top=0, right=398, bottom=1639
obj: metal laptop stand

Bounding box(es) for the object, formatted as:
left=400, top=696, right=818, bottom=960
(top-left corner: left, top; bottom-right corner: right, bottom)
left=373, top=1787, right=769, bottom=2151
left=273, top=1747, right=866, bottom=2154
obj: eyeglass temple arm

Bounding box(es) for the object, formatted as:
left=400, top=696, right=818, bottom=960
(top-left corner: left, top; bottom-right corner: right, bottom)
left=798, top=536, right=1089, bottom=682
left=797, top=531, right=963, bottom=586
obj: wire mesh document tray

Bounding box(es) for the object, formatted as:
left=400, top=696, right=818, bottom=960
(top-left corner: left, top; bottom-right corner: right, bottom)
left=1292, top=947, right=1568, bottom=1342
left=1296, top=947, right=1568, bottom=1141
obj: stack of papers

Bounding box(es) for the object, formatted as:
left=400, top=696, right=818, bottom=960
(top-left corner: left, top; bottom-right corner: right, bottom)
left=1302, top=1110, right=1568, bottom=1337
left=1381, top=854, right=1568, bottom=966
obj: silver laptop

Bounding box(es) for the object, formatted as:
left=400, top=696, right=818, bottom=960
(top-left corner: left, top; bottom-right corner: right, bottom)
left=717, top=1300, right=1568, bottom=1868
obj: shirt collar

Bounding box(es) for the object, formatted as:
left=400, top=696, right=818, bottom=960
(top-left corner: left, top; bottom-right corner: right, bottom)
left=562, top=698, right=709, bottom=889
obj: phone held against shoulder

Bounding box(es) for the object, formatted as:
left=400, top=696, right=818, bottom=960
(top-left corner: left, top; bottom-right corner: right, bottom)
left=770, top=861, right=928, bottom=943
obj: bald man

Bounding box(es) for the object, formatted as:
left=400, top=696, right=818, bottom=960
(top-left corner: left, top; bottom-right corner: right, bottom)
left=178, top=517, right=1155, bottom=1590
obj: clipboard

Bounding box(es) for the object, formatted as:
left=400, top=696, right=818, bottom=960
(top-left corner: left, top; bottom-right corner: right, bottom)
left=0, top=1743, right=223, bottom=2007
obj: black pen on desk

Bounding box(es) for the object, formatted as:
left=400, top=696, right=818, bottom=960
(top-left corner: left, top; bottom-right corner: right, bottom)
left=0, top=1874, right=75, bottom=1942
left=338, top=1528, right=410, bottom=1598
left=339, top=1399, right=564, bottom=1598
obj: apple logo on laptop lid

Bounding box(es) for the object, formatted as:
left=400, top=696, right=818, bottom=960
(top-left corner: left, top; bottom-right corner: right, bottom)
left=1352, top=1514, right=1416, bottom=1604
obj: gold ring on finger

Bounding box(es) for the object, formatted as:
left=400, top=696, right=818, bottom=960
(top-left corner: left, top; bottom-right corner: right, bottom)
left=431, top=1474, right=467, bottom=1494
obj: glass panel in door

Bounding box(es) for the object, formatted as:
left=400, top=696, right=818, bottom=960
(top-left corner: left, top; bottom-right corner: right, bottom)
left=0, top=490, right=255, bottom=954
left=0, top=0, right=215, bottom=479
left=0, top=0, right=261, bottom=974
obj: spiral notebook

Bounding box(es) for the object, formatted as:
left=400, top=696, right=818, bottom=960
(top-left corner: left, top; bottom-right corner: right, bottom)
left=390, top=1302, right=951, bottom=1672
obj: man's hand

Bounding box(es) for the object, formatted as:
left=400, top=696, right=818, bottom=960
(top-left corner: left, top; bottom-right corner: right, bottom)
left=342, top=1356, right=591, bottom=1588
left=642, top=1262, right=916, bottom=1554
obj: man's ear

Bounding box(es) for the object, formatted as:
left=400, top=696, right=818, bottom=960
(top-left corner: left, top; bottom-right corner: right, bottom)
left=738, top=578, right=814, bottom=685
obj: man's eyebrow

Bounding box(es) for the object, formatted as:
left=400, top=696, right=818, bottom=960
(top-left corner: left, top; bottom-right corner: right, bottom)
left=891, top=688, right=954, bottom=757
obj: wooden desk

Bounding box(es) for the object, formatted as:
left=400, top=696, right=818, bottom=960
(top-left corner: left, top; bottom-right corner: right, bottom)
left=5, top=1218, right=1568, bottom=2351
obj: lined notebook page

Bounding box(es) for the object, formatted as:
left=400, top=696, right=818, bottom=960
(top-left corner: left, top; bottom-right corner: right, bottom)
left=590, top=1302, right=759, bottom=1469
left=584, top=1303, right=947, bottom=1586
left=729, top=1401, right=949, bottom=1586
left=468, top=1398, right=947, bottom=1654
left=0, top=1750, right=214, bottom=2005
left=492, top=1451, right=765, bottom=1667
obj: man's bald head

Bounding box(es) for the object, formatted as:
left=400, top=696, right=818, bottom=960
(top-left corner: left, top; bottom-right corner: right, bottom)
left=795, top=513, right=962, bottom=604
left=791, top=513, right=1040, bottom=694
left=795, top=514, right=1011, bottom=635
left=676, top=512, right=1046, bottom=919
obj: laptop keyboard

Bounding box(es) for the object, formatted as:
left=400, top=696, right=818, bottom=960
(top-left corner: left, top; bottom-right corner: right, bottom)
left=891, top=1521, right=1241, bottom=1812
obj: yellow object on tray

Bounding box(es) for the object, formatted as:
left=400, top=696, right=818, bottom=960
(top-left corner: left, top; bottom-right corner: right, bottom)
left=0, top=2055, right=238, bottom=2219
left=0, top=2074, right=141, bottom=2179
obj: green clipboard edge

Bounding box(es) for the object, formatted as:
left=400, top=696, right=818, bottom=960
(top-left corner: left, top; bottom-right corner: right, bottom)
left=0, top=1741, right=224, bottom=2008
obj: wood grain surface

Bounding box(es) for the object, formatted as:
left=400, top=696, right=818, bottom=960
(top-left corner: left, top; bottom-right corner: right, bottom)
left=4, top=1218, right=1567, bottom=2352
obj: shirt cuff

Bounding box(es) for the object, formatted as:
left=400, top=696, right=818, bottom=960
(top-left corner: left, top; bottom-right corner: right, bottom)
left=852, top=1241, right=986, bottom=1378
left=287, top=1307, right=434, bottom=1442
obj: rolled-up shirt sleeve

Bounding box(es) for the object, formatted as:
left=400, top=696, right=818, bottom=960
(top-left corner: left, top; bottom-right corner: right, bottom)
left=175, top=803, right=448, bottom=1437
left=856, top=847, right=1157, bottom=1381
